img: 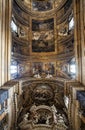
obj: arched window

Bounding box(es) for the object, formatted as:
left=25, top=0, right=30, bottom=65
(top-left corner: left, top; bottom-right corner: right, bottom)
left=10, top=60, right=18, bottom=79
left=68, top=58, right=76, bottom=78
left=69, top=17, right=74, bottom=30
left=11, top=20, right=17, bottom=33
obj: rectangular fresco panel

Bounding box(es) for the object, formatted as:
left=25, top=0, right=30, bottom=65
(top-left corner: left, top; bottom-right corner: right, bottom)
left=32, top=19, right=55, bottom=52
left=18, top=63, right=31, bottom=77
left=32, top=19, right=54, bottom=31
left=32, top=62, right=55, bottom=75
left=32, top=62, right=43, bottom=74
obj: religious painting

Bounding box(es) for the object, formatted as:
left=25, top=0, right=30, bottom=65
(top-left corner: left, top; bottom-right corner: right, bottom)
left=32, top=0, right=53, bottom=11
left=32, top=62, right=55, bottom=75
left=32, top=62, right=43, bottom=74
left=43, top=62, right=55, bottom=74
left=32, top=19, right=55, bottom=52
left=18, top=63, right=31, bottom=77
left=32, top=19, right=54, bottom=31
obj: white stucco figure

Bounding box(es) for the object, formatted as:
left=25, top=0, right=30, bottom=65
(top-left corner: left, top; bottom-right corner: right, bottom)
left=46, top=73, right=53, bottom=78
left=51, top=105, right=57, bottom=123
left=34, top=73, right=41, bottom=78
left=24, top=113, right=29, bottom=121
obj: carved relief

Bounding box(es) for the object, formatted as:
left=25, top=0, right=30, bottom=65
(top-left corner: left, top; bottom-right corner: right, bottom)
left=32, top=84, right=54, bottom=104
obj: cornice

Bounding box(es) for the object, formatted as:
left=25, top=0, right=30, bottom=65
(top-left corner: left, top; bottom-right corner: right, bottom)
left=57, top=52, right=74, bottom=60
left=13, top=8, right=29, bottom=26
left=19, top=78, right=65, bottom=88
left=12, top=50, right=74, bottom=62
left=12, top=35, right=29, bottom=46
left=58, top=33, right=74, bottom=45
left=56, top=4, right=73, bottom=25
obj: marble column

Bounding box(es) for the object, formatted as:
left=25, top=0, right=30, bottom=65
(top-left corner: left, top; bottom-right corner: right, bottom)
left=0, top=0, right=12, bottom=87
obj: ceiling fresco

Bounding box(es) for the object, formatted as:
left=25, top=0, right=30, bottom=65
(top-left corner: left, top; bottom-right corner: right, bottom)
left=12, top=0, right=74, bottom=80
left=21, top=0, right=63, bottom=12
left=32, top=62, right=55, bottom=75
left=32, top=0, right=53, bottom=11
left=32, top=18, right=55, bottom=52
left=32, top=19, right=54, bottom=31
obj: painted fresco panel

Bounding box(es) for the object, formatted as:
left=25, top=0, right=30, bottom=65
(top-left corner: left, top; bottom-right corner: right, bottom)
left=32, top=19, right=55, bottom=52
left=32, top=62, right=55, bottom=75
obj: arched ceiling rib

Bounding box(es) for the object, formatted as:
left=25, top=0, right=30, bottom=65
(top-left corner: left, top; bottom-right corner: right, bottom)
left=14, top=0, right=68, bottom=18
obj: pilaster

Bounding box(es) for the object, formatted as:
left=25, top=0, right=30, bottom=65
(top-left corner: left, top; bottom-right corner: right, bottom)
left=74, top=0, right=85, bottom=85
left=0, top=0, right=12, bottom=87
